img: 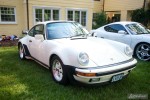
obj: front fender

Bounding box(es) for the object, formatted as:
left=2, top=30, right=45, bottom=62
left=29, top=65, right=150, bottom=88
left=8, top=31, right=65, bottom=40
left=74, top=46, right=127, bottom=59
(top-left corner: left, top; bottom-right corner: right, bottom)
left=49, top=47, right=79, bottom=67
left=49, top=47, right=97, bottom=68
left=18, top=35, right=29, bottom=46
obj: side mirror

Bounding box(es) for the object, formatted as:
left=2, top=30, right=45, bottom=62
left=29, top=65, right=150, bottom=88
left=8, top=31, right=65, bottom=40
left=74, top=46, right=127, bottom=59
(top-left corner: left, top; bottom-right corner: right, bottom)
left=35, top=34, right=44, bottom=41
left=118, top=30, right=127, bottom=34
left=90, top=30, right=96, bottom=37
left=22, top=30, right=28, bottom=34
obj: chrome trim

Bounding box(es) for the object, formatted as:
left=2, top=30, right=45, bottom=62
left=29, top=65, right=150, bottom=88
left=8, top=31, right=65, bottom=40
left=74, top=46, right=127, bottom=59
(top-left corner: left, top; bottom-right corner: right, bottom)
left=96, top=64, right=136, bottom=76
left=80, top=58, right=134, bottom=70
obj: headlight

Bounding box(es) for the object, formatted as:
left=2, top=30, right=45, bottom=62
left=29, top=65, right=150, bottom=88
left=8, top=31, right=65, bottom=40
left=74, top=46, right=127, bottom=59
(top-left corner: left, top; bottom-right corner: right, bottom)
left=78, top=52, right=89, bottom=66
left=124, top=46, right=133, bottom=57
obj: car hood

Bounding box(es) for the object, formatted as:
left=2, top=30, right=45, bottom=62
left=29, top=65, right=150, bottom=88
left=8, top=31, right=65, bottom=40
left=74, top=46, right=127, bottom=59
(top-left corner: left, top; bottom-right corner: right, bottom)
left=54, top=37, right=130, bottom=66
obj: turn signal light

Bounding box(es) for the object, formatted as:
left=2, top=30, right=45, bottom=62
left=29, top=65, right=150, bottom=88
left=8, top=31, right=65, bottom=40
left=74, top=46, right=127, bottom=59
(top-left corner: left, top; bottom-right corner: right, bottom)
left=76, top=71, right=96, bottom=77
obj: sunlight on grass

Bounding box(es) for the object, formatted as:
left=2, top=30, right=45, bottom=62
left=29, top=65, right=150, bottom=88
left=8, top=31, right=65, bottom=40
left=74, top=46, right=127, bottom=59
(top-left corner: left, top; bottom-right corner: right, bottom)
left=0, top=75, right=29, bottom=99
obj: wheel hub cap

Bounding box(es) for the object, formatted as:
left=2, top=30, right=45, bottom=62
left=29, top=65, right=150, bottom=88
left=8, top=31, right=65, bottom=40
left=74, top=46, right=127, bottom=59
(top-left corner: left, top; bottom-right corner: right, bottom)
left=52, top=60, right=63, bottom=81
left=20, top=47, right=23, bottom=58
left=136, top=44, right=150, bottom=61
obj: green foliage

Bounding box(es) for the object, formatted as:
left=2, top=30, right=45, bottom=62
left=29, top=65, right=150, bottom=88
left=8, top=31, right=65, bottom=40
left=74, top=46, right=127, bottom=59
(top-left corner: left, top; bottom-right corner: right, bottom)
left=148, top=1, right=150, bottom=10
left=92, top=12, right=107, bottom=29
left=131, top=8, right=150, bottom=27
left=146, top=1, right=150, bottom=23
left=147, top=1, right=150, bottom=28
left=131, top=8, right=147, bottom=26
left=146, top=9, right=150, bottom=21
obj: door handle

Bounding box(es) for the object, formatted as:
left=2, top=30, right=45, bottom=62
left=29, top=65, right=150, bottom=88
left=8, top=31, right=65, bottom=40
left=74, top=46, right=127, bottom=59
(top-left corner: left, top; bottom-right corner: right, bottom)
left=101, top=37, right=104, bottom=38
left=29, top=40, right=32, bottom=42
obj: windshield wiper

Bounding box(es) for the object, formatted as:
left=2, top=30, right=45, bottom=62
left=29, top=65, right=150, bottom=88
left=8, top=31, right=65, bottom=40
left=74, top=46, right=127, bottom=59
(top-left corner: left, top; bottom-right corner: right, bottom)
left=136, top=33, right=149, bottom=35
left=70, top=34, right=88, bottom=40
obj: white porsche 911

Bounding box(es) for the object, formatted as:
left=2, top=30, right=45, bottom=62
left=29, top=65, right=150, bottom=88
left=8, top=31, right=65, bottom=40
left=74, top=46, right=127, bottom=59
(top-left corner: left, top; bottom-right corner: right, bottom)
left=18, top=21, right=137, bottom=85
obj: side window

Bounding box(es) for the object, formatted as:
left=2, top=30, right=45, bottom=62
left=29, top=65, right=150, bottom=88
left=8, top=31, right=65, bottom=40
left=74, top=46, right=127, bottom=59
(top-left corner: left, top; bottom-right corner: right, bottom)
left=28, top=28, right=34, bottom=37
left=34, top=25, right=44, bottom=36
left=104, top=24, right=126, bottom=33
left=28, top=24, right=44, bottom=37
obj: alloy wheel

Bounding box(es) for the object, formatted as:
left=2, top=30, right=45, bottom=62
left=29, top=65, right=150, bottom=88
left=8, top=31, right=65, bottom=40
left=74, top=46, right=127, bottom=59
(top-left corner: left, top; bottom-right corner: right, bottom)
left=19, top=45, right=24, bottom=59
left=136, top=44, right=150, bottom=61
left=52, top=59, right=63, bottom=82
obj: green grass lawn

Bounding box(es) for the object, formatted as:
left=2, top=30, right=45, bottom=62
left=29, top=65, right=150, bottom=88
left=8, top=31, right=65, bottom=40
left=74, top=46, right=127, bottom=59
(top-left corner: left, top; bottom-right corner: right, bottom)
left=0, top=47, right=149, bottom=100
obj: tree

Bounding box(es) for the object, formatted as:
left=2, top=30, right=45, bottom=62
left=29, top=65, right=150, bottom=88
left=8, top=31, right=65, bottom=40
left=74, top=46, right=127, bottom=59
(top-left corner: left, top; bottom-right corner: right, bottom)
left=131, top=8, right=148, bottom=26
left=131, top=1, right=150, bottom=27
left=92, top=12, right=107, bottom=29
left=147, top=1, right=150, bottom=27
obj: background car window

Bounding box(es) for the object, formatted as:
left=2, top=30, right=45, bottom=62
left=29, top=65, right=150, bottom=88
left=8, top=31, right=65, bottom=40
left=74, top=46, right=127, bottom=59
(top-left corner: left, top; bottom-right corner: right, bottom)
left=104, top=24, right=126, bottom=33
left=126, top=23, right=149, bottom=34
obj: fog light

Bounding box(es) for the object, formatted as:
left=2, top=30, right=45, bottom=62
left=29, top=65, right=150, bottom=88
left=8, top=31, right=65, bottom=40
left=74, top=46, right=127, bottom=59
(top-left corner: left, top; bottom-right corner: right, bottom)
left=89, top=78, right=100, bottom=82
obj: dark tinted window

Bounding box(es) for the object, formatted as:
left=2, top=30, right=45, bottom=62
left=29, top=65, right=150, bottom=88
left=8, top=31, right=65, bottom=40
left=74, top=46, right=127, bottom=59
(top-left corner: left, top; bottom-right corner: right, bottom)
left=104, top=24, right=126, bottom=33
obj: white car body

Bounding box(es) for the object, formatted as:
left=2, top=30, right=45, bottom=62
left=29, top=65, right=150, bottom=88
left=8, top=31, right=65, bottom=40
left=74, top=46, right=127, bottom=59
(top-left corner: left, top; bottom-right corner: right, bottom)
left=18, top=21, right=137, bottom=85
left=91, top=21, right=150, bottom=61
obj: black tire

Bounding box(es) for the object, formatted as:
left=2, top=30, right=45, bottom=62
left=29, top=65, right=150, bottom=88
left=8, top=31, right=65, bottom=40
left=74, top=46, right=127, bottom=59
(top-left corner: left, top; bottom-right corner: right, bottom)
left=18, top=43, right=26, bottom=60
left=135, top=43, right=150, bottom=61
left=50, top=56, right=68, bottom=85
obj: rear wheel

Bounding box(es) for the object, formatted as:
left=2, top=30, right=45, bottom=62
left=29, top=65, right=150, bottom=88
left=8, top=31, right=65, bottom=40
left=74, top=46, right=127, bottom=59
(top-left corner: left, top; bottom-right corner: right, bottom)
left=135, top=43, right=150, bottom=61
left=19, top=44, right=26, bottom=60
left=51, top=56, right=68, bottom=85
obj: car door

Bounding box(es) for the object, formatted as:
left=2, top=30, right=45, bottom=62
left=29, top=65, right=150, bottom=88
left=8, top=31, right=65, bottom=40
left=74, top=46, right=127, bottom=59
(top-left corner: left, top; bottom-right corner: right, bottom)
left=28, top=24, right=44, bottom=60
left=102, top=24, right=132, bottom=46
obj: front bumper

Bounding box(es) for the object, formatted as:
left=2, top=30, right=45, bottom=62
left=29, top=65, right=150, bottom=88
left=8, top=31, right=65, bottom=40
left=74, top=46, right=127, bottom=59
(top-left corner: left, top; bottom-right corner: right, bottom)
left=72, top=58, right=137, bottom=84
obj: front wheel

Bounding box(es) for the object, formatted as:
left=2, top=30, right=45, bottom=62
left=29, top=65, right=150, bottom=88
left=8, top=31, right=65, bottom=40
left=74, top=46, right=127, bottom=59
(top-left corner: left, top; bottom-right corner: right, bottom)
left=135, top=43, right=150, bottom=61
left=51, top=56, right=68, bottom=85
left=18, top=44, right=26, bottom=60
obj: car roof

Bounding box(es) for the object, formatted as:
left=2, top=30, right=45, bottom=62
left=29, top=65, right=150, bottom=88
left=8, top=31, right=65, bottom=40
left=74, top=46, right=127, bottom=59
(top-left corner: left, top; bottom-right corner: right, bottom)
left=106, top=21, right=138, bottom=26
left=36, top=20, right=75, bottom=25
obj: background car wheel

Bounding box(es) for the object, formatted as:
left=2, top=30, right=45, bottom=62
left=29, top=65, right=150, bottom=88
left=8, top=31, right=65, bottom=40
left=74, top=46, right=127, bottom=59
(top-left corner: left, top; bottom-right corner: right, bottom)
left=51, top=56, right=68, bottom=85
left=18, top=44, right=26, bottom=60
left=135, top=43, right=150, bottom=61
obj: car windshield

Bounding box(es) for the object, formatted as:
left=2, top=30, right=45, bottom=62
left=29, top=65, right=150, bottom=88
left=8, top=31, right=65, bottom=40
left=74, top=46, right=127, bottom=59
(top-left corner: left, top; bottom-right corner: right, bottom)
left=46, top=22, right=89, bottom=39
left=125, top=23, right=150, bottom=35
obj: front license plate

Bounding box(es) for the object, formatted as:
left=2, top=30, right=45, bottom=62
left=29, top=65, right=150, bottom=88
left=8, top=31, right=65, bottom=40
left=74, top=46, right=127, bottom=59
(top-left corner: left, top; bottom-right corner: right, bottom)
left=111, top=73, right=124, bottom=82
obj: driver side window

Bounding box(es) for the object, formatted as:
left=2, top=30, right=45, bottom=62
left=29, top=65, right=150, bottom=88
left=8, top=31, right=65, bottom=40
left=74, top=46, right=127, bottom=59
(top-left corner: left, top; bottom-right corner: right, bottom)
left=104, top=24, right=127, bottom=33
left=28, top=28, right=34, bottom=37
left=28, top=24, right=44, bottom=37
